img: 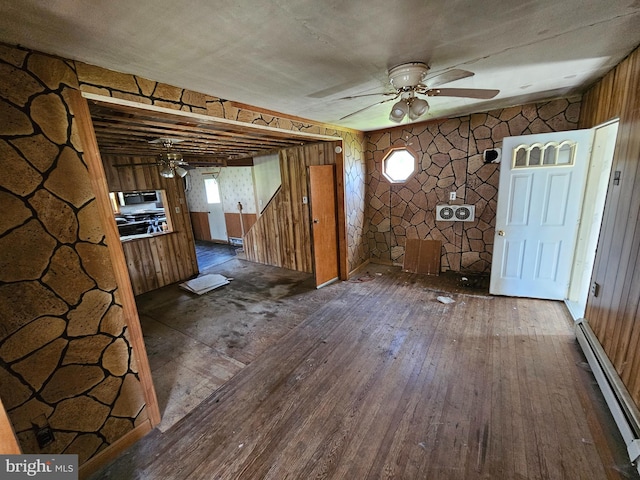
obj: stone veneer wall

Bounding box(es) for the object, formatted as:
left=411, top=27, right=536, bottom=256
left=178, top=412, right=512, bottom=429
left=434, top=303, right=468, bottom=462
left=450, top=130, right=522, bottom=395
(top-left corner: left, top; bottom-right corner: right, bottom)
left=75, top=63, right=368, bottom=273
left=0, top=45, right=146, bottom=463
left=365, top=98, right=581, bottom=272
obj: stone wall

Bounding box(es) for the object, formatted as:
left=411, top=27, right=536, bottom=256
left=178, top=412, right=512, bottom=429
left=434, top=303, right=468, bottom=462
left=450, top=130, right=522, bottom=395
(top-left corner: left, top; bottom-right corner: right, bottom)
left=0, top=45, right=146, bottom=463
left=76, top=63, right=369, bottom=273
left=365, top=98, right=581, bottom=272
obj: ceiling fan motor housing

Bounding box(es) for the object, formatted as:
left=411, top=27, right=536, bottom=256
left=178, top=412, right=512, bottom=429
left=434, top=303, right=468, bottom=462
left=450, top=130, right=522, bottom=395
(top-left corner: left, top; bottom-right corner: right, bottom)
left=389, top=62, right=429, bottom=89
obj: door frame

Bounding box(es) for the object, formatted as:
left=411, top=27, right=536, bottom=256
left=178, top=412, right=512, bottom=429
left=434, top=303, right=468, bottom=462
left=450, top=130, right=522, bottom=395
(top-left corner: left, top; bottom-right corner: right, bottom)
left=68, top=91, right=348, bottom=474
left=565, top=119, right=619, bottom=319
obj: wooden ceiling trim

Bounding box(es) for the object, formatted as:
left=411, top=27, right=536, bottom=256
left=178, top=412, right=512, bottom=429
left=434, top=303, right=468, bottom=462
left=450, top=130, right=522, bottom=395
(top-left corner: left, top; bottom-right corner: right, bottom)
left=83, top=93, right=339, bottom=140
left=85, top=93, right=338, bottom=161
left=90, top=115, right=307, bottom=145
left=93, top=127, right=296, bottom=152
left=92, top=124, right=299, bottom=150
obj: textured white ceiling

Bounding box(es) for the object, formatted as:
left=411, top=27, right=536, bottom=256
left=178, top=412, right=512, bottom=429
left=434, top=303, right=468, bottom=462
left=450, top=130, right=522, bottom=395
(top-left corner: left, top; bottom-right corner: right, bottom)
left=1, top=0, right=639, bottom=131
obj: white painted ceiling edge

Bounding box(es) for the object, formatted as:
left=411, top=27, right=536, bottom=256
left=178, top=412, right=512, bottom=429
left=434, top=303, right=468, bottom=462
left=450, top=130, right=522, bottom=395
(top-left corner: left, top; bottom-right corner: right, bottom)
left=1, top=0, right=639, bottom=131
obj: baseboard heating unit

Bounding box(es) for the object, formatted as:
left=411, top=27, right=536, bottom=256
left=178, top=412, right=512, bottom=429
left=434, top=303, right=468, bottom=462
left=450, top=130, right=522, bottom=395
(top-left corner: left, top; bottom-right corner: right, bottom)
left=575, top=318, right=640, bottom=473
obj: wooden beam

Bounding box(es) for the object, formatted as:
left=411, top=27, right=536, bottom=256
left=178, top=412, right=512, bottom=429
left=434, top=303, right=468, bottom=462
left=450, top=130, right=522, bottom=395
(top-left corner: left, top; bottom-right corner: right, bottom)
left=0, top=398, right=20, bottom=454
left=334, top=141, right=349, bottom=280
left=83, top=92, right=340, bottom=142
left=68, top=91, right=161, bottom=429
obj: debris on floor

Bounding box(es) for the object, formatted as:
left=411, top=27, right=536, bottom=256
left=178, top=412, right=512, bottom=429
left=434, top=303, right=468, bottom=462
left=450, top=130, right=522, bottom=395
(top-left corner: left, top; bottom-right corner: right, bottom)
left=459, top=273, right=490, bottom=289
left=437, top=296, right=455, bottom=304
left=180, top=273, right=230, bottom=295
left=350, top=273, right=376, bottom=283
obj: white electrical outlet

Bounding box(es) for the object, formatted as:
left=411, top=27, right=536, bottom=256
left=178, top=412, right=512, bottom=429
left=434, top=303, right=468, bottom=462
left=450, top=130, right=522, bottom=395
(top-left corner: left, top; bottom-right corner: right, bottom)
left=449, top=192, right=456, bottom=201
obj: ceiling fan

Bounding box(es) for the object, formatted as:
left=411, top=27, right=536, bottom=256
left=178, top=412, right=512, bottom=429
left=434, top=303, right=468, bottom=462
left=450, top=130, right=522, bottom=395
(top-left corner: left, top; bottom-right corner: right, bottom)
left=113, top=138, right=191, bottom=178
left=156, top=139, right=190, bottom=178
left=339, top=62, right=499, bottom=123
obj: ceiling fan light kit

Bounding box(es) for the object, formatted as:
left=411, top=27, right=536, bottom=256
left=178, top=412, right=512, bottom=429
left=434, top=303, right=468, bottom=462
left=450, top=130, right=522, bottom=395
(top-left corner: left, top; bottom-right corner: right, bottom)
left=159, top=160, right=189, bottom=178
left=157, top=138, right=189, bottom=178
left=160, top=165, right=175, bottom=178
left=389, top=93, right=430, bottom=123
left=409, top=97, right=429, bottom=117
left=389, top=98, right=409, bottom=122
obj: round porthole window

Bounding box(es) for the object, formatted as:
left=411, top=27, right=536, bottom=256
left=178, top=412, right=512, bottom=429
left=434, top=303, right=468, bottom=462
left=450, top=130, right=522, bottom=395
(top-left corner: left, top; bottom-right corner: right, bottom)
left=382, top=147, right=417, bottom=183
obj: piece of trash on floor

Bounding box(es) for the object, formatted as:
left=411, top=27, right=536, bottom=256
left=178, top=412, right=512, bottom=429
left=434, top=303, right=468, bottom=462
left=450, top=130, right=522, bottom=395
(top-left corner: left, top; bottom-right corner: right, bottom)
left=437, top=296, right=455, bottom=304
left=179, top=273, right=229, bottom=295
left=350, top=273, right=376, bottom=283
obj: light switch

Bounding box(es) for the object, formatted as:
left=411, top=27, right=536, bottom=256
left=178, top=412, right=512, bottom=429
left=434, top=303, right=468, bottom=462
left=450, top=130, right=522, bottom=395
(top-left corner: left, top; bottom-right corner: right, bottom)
left=449, top=192, right=456, bottom=201
left=302, top=196, right=308, bottom=204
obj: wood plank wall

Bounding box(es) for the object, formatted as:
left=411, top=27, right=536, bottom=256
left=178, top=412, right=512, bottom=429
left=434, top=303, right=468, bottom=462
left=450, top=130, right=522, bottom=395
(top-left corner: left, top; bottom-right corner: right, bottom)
left=578, top=47, right=640, bottom=406
left=224, top=213, right=257, bottom=239
left=244, top=142, right=336, bottom=273
left=103, top=155, right=199, bottom=295
left=190, top=212, right=212, bottom=241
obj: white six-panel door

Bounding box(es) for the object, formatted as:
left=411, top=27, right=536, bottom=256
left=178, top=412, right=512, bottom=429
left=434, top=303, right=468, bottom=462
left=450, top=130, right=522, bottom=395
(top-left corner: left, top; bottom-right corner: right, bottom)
left=490, top=129, right=593, bottom=299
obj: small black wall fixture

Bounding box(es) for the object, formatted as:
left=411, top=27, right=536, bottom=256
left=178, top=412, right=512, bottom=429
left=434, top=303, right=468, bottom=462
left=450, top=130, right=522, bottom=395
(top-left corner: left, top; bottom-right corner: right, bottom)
left=483, top=148, right=502, bottom=164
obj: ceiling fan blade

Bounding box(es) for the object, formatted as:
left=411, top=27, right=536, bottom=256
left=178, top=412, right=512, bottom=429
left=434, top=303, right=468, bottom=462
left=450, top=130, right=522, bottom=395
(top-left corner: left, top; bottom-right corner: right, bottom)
left=339, top=95, right=399, bottom=120
left=425, top=69, right=475, bottom=88
left=339, top=91, right=397, bottom=100
left=427, top=87, right=500, bottom=99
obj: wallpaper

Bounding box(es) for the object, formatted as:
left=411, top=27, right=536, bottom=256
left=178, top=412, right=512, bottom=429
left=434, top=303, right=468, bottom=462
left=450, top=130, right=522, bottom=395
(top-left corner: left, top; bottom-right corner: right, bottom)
left=185, top=168, right=210, bottom=213
left=220, top=167, right=256, bottom=214
left=186, top=167, right=257, bottom=215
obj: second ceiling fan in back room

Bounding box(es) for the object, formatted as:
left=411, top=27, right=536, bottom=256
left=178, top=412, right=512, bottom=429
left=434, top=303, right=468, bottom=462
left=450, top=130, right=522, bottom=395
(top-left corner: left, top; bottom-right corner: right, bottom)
left=112, top=138, right=192, bottom=178
left=153, top=138, right=190, bottom=178
left=340, top=62, right=500, bottom=123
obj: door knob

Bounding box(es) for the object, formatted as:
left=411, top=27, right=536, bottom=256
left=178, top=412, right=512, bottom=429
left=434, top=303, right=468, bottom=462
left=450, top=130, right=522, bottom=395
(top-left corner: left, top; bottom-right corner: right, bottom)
left=313, top=219, right=319, bottom=224
left=498, top=230, right=505, bottom=236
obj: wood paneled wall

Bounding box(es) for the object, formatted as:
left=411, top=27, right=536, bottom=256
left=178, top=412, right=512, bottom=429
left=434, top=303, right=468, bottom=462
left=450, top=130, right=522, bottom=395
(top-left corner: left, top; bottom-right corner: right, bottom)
left=244, top=142, right=336, bottom=272
left=190, top=212, right=212, bottom=241
left=579, top=46, right=640, bottom=405
left=224, top=213, right=257, bottom=239
left=103, top=155, right=199, bottom=295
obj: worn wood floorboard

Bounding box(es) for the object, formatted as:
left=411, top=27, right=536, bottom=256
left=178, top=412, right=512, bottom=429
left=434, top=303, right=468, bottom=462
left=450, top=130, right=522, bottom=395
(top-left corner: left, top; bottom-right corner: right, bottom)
left=91, top=266, right=637, bottom=480
left=195, top=241, right=238, bottom=271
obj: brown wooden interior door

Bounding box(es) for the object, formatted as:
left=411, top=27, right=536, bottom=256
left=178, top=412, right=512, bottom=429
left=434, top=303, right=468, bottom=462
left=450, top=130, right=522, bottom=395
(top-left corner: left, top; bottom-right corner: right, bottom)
left=309, top=165, right=339, bottom=287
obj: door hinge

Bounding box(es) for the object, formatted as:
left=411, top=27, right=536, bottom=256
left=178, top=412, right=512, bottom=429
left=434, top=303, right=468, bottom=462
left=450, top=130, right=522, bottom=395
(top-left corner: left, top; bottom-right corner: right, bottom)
left=613, top=170, right=621, bottom=186
left=591, top=282, right=600, bottom=297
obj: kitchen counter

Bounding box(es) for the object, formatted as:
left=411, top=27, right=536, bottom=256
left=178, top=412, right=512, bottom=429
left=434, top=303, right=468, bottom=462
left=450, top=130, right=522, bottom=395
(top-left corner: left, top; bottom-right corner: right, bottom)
left=115, top=211, right=167, bottom=237
left=120, top=231, right=172, bottom=243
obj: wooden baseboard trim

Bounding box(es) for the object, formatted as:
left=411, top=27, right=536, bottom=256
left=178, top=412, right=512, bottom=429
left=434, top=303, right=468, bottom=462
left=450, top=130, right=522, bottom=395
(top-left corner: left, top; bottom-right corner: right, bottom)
left=79, top=420, right=152, bottom=479
left=368, top=258, right=394, bottom=266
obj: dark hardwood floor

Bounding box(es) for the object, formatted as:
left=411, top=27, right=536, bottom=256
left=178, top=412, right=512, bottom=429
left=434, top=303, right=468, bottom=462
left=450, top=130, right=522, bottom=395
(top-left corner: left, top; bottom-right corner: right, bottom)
left=90, top=262, right=638, bottom=479
left=195, top=241, right=238, bottom=271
